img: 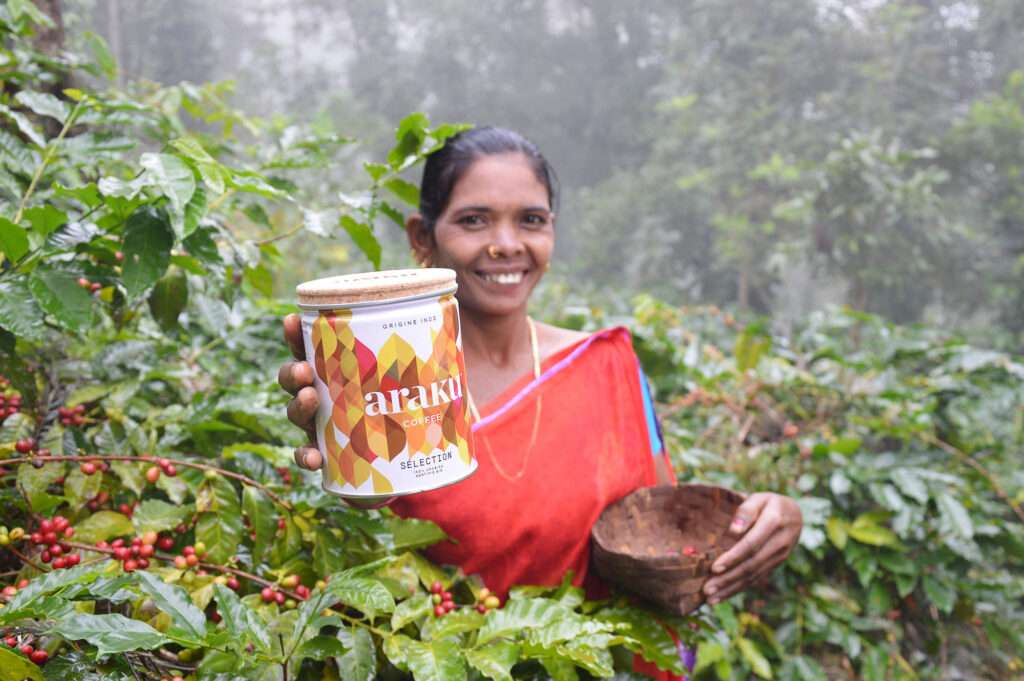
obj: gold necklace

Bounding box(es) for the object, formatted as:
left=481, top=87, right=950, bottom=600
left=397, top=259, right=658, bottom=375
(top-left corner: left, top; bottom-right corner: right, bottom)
left=466, top=317, right=542, bottom=482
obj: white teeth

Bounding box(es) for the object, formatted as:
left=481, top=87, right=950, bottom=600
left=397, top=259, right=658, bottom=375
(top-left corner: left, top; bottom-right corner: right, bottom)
left=481, top=272, right=524, bottom=285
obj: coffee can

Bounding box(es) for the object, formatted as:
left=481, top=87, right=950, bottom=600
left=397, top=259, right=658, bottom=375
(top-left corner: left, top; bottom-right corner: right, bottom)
left=297, top=268, right=476, bottom=501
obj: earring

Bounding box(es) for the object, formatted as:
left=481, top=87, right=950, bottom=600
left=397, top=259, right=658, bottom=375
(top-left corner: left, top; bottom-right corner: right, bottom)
left=412, top=248, right=432, bottom=268
left=487, top=245, right=500, bottom=260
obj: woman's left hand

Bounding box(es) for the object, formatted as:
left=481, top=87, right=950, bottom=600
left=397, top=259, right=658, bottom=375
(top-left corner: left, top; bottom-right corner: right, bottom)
left=702, top=492, right=803, bottom=604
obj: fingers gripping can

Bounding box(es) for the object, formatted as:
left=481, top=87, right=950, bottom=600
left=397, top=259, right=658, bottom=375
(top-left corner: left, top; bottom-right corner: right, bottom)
left=297, top=269, right=476, bottom=501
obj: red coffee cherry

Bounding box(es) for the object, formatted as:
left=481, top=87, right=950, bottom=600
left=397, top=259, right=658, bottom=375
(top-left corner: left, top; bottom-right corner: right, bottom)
left=30, top=649, right=49, bottom=664
left=157, top=536, right=175, bottom=550
left=429, top=581, right=443, bottom=595
left=434, top=605, right=446, bottom=617
left=123, top=559, right=138, bottom=572
left=80, top=462, right=97, bottom=476
left=226, top=577, right=240, bottom=591
left=145, top=466, right=160, bottom=483
left=261, top=587, right=275, bottom=602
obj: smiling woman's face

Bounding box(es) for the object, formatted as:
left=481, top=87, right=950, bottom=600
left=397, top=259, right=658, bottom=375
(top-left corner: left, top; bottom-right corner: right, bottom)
left=418, top=152, right=554, bottom=318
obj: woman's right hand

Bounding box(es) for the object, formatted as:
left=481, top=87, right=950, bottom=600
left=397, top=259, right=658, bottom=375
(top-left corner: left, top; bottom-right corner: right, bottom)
left=279, top=313, right=323, bottom=471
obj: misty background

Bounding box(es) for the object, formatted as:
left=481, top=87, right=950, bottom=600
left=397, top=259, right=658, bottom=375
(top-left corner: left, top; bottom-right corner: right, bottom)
left=59, top=0, right=1024, bottom=351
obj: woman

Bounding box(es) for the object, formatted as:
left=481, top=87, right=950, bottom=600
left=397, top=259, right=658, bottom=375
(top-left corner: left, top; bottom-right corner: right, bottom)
left=279, top=126, right=802, bottom=606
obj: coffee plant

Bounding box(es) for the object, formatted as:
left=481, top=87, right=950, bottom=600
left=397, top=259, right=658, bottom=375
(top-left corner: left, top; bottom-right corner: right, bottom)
left=0, top=7, right=704, bottom=681
left=616, top=299, right=1023, bottom=680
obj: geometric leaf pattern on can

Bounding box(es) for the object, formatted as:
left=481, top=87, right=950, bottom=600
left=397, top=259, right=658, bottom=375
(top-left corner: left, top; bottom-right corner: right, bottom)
left=310, top=294, right=473, bottom=493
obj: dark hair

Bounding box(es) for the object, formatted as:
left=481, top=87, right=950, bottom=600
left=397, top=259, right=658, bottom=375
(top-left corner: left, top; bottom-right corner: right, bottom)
left=418, top=126, right=558, bottom=232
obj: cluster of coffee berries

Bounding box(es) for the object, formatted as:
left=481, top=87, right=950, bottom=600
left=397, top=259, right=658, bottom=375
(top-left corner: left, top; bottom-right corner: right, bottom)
left=96, top=534, right=157, bottom=572
left=3, top=635, right=49, bottom=665
left=2, top=578, right=30, bottom=596
left=145, top=457, right=178, bottom=483
left=275, top=466, right=293, bottom=485
left=29, top=517, right=80, bottom=570
left=79, top=459, right=110, bottom=476
left=0, top=390, right=22, bottom=418
left=213, top=574, right=241, bottom=591
left=260, top=586, right=287, bottom=606
left=281, top=573, right=310, bottom=600
left=429, top=581, right=456, bottom=616
left=477, top=587, right=501, bottom=612
left=172, top=542, right=206, bottom=570
left=14, top=436, right=41, bottom=454
left=427, top=582, right=501, bottom=616
left=57, top=404, right=85, bottom=427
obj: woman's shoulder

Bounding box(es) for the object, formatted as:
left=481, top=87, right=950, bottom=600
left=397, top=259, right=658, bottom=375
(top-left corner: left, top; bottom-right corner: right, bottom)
left=535, top=322, right=636, bottom=365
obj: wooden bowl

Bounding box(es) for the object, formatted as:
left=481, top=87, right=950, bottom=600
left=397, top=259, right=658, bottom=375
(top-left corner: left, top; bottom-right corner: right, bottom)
left=590, top=484, right=744, bottom=615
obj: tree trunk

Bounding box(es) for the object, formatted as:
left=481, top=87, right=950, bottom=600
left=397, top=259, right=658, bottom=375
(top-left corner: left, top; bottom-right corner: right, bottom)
left=30, top=0, right=65, bottom=56
left=30, top=0, right=67, bottom=137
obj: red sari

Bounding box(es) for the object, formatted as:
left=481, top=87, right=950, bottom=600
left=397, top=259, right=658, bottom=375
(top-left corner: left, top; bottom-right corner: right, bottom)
left=391, top=326, right=671, bottom=595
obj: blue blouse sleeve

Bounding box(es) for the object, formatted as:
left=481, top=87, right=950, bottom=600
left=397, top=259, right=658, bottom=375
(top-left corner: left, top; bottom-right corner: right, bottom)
left=637, top=365, right=664, bottom=456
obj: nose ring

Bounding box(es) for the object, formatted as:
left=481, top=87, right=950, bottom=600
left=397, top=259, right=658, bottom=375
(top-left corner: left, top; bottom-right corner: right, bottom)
left=487, top=245, right=500, bottom=259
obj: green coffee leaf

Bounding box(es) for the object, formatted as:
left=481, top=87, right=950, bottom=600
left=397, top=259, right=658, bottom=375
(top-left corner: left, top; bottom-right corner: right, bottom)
left=133, top=498, right=190, bottom=535
left=0, top=279, right=45, bottom=341
left=0, top=102, right=46, bottom=148
left=135, top=570, right=207, bottom=640
left=14, top=90, right=72, bottom=124
left=936, top=493, right=974, bottom=539
left=390, top=112, right=431, bottom=164
left=390, top=593, right=433, bottom=631
left=243, top=485, right=279, bottom=561
left=596, top=606, right=685, bottom=674
left=213, top=583, right=272, bottom=653
left=293, top=635, right=348, bottom=661
left=339, top=626, right=377, bottom=681
left=195, top=474, right=237, bottom=513
left=82, top=31, right=116, bottom=79
left=6, top=0, right=55, bottom=26
left=922, top=575, right=956, bottom=614
left=140, top=153, right=196, bottom=218
left=478, top=598, right=573, bottom=645
left=21, top=204, right=67, bottom=236
left=405, top=638, right=467, bottom=681
left=74, top=510, right=135, bottom=544
left=340, top=214, right=382, bottom=269
left=389, top=517, right=448, bottom=550
left=147, top=265, right=188, bottom=330
left=27, top=266, right=93, bottom=333
left=327, top=575, right=396, bottom=619
left=782, top=655, right=827, bottom=681
left=554, top=640, right=615, bottom=677
left=52, top=612, right=166, bottom=656
left=0, top=412, right=35, bottom=443
left=384, top=177, right=419, bottom=206
left=63, top=464, right=102, bottom=506
left=0, top=217, right=29, bottom=262
left=430, top=607, right=484, bottom=639
left=122, top=207, right=173, bottom=300
left=0, top=646, right=45, bottom=681
left=196, top=510, right=243, bottom=564
left=540, top=657, right=578, bottom=681
left=737, top=638, right=772, bottom=679
left=694, top=640, right=725, bottom=672
left=465, top=641, right=520, bottom=681
left=311, top=525, right=347, bottom=576
left=16, top=460, right=65, bottom=503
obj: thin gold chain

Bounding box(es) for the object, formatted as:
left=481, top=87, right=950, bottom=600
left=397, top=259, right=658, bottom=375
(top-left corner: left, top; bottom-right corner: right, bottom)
left=466, top=317, right=542, bottom=482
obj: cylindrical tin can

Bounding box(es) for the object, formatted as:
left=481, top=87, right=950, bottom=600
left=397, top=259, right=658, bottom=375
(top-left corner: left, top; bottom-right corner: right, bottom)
left=297, top=268, right=476, bottom=501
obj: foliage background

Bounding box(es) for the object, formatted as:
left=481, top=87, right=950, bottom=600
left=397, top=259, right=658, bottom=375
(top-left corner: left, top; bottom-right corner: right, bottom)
left=1, top=2, right=1022, bottom=681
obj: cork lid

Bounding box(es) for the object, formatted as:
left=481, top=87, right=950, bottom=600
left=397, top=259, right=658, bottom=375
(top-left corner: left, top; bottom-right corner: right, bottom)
left=296, top=268, right=457, bottom=306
